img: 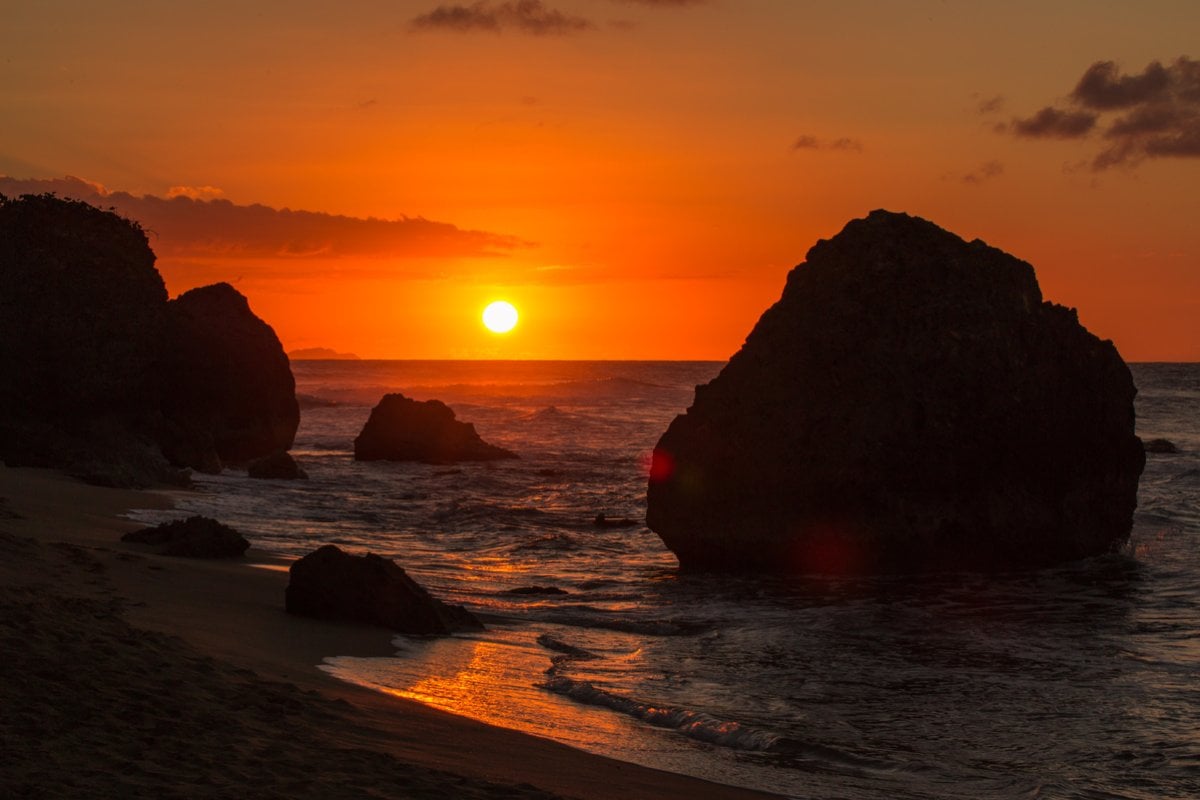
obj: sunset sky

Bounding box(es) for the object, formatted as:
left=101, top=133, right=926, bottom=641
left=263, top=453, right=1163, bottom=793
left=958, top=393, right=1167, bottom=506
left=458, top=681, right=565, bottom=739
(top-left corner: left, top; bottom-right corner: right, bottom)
left=2, top=1, right=1197, bottom=360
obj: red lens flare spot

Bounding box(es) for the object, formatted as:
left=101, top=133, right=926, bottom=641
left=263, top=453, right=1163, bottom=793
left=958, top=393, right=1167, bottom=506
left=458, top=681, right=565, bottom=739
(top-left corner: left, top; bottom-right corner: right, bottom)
left=791, top=521, right=867, bottom=575
left=647, top=449, right=675, bottom=482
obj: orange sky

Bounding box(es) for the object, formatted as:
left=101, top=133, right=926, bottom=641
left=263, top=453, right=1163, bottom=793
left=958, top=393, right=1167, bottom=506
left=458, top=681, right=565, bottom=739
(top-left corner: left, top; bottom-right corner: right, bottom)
left=2, top=2, right=1197, bottom=360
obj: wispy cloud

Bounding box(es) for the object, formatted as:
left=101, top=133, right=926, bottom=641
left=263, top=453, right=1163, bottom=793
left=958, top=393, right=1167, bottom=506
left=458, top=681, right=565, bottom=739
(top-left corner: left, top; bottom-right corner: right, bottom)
left=0, top=176, right=527, bottom=262
left=975, top=94, right=1005, bottom=115
left=166, top=185, right=225, bottom=200
left=1004, top=56, right=1200, bottom=170
left=411, top=1, right=593, bottom=35
left=610, top=0, right=707, bottom=6
left=791, top=134, right=864, bottom=153
left=956, top=160, right=1005, bottom=186
left=1010, top=107, right=1097, bottom=139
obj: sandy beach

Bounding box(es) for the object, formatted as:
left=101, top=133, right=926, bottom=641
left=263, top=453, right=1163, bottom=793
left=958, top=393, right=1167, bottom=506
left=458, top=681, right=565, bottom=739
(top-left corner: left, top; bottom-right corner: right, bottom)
left=0, top=465, right=780, bottom=800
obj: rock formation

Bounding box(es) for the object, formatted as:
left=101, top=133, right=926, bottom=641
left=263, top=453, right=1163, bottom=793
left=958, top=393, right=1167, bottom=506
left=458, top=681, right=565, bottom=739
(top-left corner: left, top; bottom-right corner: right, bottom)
left=121, top=516, right=250, bottom=558
left=0, top=193, right=172, bottom=480
left=285, top=544, right=482, bottom=634
left=1143, top=438, right=1179, bottom=454
left=247, top=450, right=308, bottom=480
left=647, top=210, right=1145, bottom=574
left=0, top=194, right=300, bottom=484
left=354, top=394, right=517, bottom=463
left=157, top=283, right=299, bottom=472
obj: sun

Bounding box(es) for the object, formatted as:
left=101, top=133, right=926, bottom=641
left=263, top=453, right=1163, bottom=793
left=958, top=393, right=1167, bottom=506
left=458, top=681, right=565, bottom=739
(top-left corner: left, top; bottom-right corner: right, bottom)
left=482, top=300, right=518, bottom=334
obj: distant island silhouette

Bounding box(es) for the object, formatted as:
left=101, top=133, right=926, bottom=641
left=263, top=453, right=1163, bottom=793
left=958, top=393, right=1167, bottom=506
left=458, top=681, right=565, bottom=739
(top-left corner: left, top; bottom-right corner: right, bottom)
left=288, top=347, right=361, bottom=360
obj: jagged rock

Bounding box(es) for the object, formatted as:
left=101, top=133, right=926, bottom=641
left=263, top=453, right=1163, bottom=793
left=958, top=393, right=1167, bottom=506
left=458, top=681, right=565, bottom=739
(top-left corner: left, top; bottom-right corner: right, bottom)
left=247, top=450, right=308, bottom=480
left=353, top=394, right=517, bottom=463
left=158, top=283, right=300, bottom=471
left=285, top=545, right=482, bottom=634
left=122, top=515, right=250, bottom=558
left=1143, top=438, right=1179, bottom=454
left=647, top=210, right=1145, bottom=574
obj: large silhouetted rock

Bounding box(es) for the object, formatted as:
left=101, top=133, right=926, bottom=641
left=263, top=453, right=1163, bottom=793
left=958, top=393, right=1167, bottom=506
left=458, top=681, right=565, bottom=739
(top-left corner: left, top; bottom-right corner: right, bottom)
left=158, top=283, right=299, bottom=472
left=647, top=210, right=1145, bottom=574
left=0, top=193, right=299, bottom=484
left=354, top=394, right=517, bottom=463
left=0, top=194, right=175, bottom=482
left=285, top=544, right=482, bottom=634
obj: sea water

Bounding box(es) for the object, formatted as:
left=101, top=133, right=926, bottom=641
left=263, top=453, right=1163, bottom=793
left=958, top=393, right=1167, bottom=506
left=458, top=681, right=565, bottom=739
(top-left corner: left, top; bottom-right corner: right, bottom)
left=144, top=361, right=1200, bottom=799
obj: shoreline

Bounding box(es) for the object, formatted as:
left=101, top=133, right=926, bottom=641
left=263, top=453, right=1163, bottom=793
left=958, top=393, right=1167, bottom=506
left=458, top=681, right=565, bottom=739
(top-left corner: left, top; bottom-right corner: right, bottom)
left=0, top=465, right=782, bottom=800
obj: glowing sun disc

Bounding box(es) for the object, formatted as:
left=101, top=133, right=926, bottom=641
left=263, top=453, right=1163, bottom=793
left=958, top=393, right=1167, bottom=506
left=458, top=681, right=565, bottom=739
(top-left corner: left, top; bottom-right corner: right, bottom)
left=482, top=300, right=518, bottom=333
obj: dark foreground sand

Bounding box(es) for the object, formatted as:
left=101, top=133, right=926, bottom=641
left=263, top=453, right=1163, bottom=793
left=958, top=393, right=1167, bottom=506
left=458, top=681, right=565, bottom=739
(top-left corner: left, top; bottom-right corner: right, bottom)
left=0, top=467, right=781, bottom=800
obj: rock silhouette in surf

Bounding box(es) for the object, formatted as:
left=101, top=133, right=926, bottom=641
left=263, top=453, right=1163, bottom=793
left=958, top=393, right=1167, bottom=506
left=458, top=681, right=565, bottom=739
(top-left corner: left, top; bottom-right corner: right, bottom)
left=122, top=515, right=250, bottom=558
left=247, top=450, right=308, bottom=480
left=285, top=544, right=482, bottom=634
left=0, top=194, right=300, bottom=484
left=354, top=393, right=517, bottom=463
left=647, top=210, right=1145, bottom=573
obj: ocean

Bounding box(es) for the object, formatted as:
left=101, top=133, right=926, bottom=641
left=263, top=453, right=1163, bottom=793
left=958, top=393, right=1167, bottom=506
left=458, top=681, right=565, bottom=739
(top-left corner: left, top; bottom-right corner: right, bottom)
left=137, top=360, right=1200, bottom=799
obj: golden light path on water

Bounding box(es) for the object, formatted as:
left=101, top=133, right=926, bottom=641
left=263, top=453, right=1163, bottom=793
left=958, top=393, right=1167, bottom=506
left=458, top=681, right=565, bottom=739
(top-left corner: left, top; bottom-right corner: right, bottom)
left=319, top=627, right=742, bottom=786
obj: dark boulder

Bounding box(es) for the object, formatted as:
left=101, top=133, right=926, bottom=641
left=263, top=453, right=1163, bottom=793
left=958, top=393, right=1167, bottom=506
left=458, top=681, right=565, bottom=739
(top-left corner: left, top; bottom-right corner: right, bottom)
left=247, top=450, right=308, bottom=480
left=647, top=210, right=1145, bottom=574
left=158, top=283, right=300, bottom=471
left=285, top=544, right=482, bottom=634
left=122, top=515, right=250, bottom=558
left=1143, top=438, right=1179, bottom=454
left=354, top=394, right=517, bottom=463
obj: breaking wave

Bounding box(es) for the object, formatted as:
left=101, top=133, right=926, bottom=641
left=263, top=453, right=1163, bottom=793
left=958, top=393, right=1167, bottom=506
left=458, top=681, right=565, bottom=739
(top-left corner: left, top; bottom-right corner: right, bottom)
left=539, top=676, right=782, bottom=752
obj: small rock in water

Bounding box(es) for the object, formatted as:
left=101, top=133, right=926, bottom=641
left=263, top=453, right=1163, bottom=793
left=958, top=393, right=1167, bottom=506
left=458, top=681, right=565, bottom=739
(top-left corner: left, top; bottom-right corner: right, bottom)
left=353, top=393, right=517, bottom=464
left=247, top=450, right=308, bottom=480
left=593, top=513, right=640, bottom=528
left=1143, top=438, right=1179, bottom=454
left=507, top=586, right=570, bottom=596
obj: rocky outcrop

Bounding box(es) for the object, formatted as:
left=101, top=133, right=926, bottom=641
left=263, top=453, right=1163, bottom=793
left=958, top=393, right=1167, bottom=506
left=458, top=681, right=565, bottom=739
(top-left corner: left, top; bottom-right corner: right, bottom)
left=247, top=450, right=308, bottom=480
left=121, top=516, right=250, bottom=558
left=1144, top=438, right=1179, bottom=454
left=0, top=194, right=177, bottom=482
left=354, top=394, right=517, bottom=463
left=158, top=283, right=299, bottom=472
left=0, top=194, right=300, bottom=484
left=285, top=544, right=482, bottom=634
left=647, top=210, right=1145, bottom=574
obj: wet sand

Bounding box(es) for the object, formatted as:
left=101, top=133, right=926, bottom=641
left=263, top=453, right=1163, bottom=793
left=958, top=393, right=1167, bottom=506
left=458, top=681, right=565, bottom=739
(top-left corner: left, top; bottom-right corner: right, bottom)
left=0, top=466, right=781, bottom=799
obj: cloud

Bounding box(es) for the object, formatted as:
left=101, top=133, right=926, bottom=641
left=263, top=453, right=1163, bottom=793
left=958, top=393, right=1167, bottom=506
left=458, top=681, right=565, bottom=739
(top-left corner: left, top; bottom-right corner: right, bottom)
left=0, top=175, right=527, bottom=262
left=1071, top=60, right=1172, bottom=110
left=791, top=134, right=864, bottom=153
left=959, top=160, right=1005, bottom=185
left=1010, top=106, right=1097, bottom=138
left=167, top=185, right=225, bottom=200
left=411, top=1, right=593, bottom=35
left=1006, top=56, right=1200, bottom=169
left=976, top=94, right=1005, bottom=114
